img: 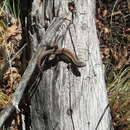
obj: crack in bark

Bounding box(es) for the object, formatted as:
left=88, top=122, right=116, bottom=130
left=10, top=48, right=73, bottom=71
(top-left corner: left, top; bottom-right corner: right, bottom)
left=95, top=104, right=109, bottom=130
left=68, top=74, right=75, bottom=130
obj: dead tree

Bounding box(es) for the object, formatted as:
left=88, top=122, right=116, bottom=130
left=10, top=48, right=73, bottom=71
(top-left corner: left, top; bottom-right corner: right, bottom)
left=0, top=0, right=113, bottom=130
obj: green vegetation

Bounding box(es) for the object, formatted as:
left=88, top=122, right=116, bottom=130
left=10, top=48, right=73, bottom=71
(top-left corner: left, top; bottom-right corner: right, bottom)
left=5, top=0, right=21, bottom=19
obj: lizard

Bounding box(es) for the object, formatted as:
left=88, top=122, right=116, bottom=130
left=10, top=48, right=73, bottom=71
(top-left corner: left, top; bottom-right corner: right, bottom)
left=37, top=47, right=86, bottom=72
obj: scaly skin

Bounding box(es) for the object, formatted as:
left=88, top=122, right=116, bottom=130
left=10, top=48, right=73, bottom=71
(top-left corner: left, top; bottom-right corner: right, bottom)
left=38, top=48, right=86, bottom=71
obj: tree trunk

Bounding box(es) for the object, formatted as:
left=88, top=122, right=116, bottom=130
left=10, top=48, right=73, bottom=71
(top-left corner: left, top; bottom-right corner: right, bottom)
left=29, top=0, right=113, bottom=130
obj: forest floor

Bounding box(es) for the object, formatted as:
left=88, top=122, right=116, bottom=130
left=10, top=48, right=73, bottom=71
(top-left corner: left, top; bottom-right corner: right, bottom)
left=96, top=0, right=130, bottom=129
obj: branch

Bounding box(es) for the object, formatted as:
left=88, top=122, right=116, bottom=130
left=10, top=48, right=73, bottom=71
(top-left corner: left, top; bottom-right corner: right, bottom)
left=0, top=17, right=70, bottom=128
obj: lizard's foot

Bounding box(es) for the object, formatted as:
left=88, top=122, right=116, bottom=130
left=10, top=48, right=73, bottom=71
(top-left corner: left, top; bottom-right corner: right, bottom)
left=67, top=64, right=81, bottom=77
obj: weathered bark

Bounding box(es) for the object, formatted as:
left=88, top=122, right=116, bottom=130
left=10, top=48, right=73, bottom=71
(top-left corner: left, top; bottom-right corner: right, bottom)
left=30, top=0, right=113, bottom=130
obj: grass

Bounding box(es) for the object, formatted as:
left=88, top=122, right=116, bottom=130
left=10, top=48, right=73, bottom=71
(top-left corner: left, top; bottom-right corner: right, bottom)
left=5, top=0, right=21, bottom=19
left=106, top=66, right=130, bottom=129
